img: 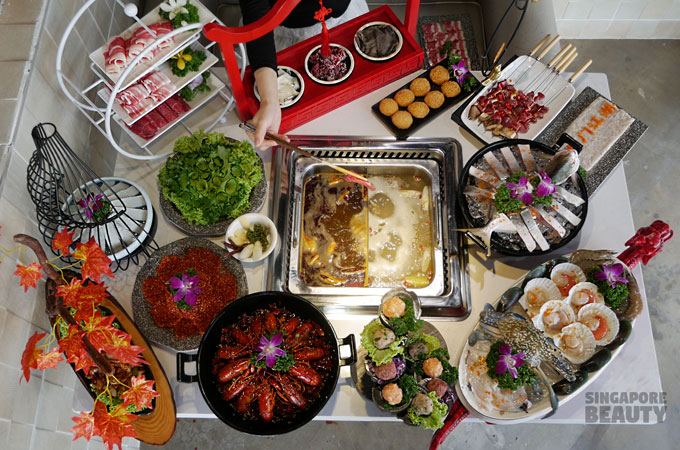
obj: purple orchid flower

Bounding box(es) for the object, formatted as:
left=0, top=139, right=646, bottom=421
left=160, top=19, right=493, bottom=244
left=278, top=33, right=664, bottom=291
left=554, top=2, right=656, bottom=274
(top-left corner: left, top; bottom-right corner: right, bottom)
left=255, top=333, right=287, bottom=368
left=534, top=171, right=556, bottom=197
left=593, top=263, right=629, bottom=289
left=506, top=176, right=534, bottom=205
left=495, top=344, right=526, bottom=379
left=168, top=273, right=203, bottom=306
left=451, top=60, right=468, bottom=85
left=77, top=194, right=104, bottom=219
left=188, top=74, right=203, bottom=89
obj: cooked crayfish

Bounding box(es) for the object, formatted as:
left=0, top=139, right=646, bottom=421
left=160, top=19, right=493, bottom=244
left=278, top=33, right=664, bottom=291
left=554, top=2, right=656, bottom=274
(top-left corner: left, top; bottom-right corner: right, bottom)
left=213, top=304, right=332, bottom=422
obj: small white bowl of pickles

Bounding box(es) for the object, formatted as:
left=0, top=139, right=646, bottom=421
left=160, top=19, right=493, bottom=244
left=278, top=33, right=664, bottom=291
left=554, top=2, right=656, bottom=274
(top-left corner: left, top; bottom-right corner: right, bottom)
left=225, top=213, right=278, bottom=262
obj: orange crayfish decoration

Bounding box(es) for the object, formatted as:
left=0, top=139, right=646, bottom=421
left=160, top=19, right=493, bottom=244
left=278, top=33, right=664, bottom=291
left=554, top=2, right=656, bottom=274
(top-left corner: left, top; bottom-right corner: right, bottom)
left=314, top=0, right=333, bottom=57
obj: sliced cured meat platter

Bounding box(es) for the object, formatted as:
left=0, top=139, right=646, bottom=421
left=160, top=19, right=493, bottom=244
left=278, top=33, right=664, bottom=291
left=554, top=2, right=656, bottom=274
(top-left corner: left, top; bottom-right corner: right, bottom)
left=97, top=42, right=218, bottom=126
left=89, top=0, right=217, bottom=91
left=119, top=72, right=225, bottom=148
left=452, top=55, right=575, bottom=145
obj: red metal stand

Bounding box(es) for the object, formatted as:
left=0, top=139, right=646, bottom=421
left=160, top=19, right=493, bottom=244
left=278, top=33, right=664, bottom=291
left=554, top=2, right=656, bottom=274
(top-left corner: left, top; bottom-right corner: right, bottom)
left=203, top=0, right=423, bottom=131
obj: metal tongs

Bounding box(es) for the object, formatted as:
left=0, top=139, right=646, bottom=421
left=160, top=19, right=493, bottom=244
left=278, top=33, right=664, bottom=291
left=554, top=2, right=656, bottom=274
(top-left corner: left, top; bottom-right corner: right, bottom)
left=239, top=122, right=375, bottom=190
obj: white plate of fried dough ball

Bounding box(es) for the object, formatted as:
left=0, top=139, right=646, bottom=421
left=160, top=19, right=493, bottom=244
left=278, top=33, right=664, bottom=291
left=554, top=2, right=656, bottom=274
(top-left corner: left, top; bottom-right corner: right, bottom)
left=371, top=61, right=477, bottom=138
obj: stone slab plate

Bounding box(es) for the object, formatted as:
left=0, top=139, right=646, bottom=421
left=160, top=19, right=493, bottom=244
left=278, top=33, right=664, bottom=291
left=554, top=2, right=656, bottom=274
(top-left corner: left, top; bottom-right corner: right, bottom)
left=536, top=86, right=648, bottom=197
left=132, top=237, right=248, bottom=351
left=159, top=155, right=267, bottom=238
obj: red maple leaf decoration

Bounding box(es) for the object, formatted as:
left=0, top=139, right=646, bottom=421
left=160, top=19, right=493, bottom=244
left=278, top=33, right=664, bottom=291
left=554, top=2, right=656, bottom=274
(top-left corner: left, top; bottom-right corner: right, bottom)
left=73, top=237, right=114, bottom=283
left=71, top=347, right=98, bottom=376
left=102, top=332, right=148, bottom=367
left=36, top=348, right=64, bottom=370
left=120, top=375, right=159, bottom=411
left=83, top=314, right=118, bottom=351
left=14, top=262, right=44, bottom=292
left=20, top=331, right=46, bottom=383
left=56, top=277, right=84, bottom=304
left=93, top=402, right=138, bottom=450
left=58, top=324, right=85, bottom=361
left=52, top=227, right=76, bottom=256
left=71, top=410, right=96, bottom=443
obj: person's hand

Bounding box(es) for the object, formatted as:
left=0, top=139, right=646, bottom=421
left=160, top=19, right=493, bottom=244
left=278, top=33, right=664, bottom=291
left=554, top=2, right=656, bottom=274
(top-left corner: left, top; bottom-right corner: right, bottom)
left=247, top=67, right=290, bottom=149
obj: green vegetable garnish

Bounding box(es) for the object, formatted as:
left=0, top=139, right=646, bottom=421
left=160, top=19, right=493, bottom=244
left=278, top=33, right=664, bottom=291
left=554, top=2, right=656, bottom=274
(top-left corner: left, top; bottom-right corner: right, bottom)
left=387, top=297, right=424, bottom=336
left=250, top=353, right=295, bottom=372
left=577, top=167, right=587, bottom=180
left=398, top=375, right=419, bottom=401
left=246, top=223, right=270, bottom=251
left=494, top=171, right=554, bottom=214
left=158, top=131, right=263, bottom=225
left=179, top=72, right=211, bottom=102
left=485, top=341, right=536, bottom=391
left=588, top=265, right=629, bottom=308
left=168, top=48, right=206, bottom=77
left=407, top=391, right=448, bottom=431
left=405, top=332, right=440, bottom=361
left=360, top=319, right=403, bottom=365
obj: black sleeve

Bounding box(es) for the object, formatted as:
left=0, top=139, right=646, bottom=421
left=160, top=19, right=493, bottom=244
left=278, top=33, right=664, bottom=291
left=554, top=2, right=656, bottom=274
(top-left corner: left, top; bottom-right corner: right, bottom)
left=239, top=0, right=277, bottom=72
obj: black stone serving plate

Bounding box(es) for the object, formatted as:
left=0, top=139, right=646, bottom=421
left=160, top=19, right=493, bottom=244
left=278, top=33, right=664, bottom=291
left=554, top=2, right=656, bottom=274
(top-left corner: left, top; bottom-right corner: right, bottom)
left=371, top=59, right=480, bottom=139
left=159, top=156, right=267, bottom=238
left=131, top=237, right=248, bottom=351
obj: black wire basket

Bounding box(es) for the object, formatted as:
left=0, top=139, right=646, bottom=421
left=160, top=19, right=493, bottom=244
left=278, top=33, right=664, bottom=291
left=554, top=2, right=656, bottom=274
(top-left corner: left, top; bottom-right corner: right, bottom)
left=26, top=123, right=157, bottom=272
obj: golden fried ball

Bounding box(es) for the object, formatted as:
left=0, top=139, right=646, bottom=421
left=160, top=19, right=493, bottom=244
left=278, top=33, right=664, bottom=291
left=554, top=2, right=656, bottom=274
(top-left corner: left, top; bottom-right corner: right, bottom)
left=424, top=91, right=445, bottom=109
left=441, top=80, right=461, bottom=98
left=409, top=78, right=431, bottom=97
left=391, top=110, right=413, bottom=129
left=394, top=89, right=415, bottom=107
left=423, top=357, right=444, bottom=378
left=429, top=66, right=450, bottom=85
left=408, top=101, right=430, bottom=119
left=379, top=98, right=399, bottom=116
left=382, top=296, right=406, bottom=319
left=382, top=383, right=403, bottom=406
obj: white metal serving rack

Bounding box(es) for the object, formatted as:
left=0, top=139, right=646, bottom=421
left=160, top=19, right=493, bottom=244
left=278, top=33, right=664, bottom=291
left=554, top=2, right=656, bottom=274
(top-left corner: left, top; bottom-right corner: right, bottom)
left=56, top=0, right=246, bottom=161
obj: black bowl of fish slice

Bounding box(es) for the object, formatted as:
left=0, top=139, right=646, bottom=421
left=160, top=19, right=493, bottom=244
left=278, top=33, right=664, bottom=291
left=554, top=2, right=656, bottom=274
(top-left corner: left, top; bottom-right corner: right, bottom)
left=458, top=135, right=588, bottom=256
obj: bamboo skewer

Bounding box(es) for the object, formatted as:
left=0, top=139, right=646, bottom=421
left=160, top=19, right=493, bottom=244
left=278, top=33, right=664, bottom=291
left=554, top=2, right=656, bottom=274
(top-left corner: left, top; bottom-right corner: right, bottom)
left=513, top=34, right=561, bottom=86
left=239, top=122, right=371, bottom=184
left=544, top=59, right=593, bottom=107
left=503, top=34, right=552, bottom=83
left=525, top=46, right=576, bottom=93
left=529, top=34, right=553, bottom=57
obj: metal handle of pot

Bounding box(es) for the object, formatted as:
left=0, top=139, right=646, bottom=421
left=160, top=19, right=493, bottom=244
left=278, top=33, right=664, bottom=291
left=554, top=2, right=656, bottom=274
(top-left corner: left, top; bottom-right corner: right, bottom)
left=338, top=334, right=357, bottom=366
left=554, top=133, right=583, bottom=153
left=176, top=352, right=199, bottom=383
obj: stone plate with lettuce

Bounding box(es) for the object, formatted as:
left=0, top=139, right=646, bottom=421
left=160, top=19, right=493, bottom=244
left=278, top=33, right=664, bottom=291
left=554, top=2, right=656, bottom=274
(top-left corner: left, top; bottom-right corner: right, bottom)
left=158, top=131, right=266, bottom=237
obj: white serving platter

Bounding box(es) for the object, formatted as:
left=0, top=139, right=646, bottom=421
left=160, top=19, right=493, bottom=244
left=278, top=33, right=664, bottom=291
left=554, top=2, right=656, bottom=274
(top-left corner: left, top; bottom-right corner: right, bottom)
left=460, top=55, right=575, bottom=144
left=88, top=0, right=216, bottom=91
left=97, top=42, right=218, bottom=126
left=118, top=71, right=226, bottom=148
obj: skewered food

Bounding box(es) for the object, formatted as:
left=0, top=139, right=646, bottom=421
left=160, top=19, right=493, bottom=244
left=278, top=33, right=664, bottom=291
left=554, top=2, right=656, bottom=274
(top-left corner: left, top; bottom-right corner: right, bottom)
left=468, top=80, right=548, bottom=138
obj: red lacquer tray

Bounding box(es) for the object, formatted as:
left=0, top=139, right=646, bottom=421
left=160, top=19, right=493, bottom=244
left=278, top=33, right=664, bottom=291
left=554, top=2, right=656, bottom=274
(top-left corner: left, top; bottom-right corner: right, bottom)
left=241, top=6, right=424, bottom=133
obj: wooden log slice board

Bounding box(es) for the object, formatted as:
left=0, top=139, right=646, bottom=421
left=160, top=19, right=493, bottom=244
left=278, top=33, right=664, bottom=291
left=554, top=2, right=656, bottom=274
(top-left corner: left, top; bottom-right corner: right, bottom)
left=46, top=274, right=176, bottom=445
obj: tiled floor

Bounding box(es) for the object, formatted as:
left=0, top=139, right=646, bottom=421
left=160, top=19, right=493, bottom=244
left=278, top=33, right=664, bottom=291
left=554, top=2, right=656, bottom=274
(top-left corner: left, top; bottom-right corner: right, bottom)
left=142, top=37, right=679, bottom=450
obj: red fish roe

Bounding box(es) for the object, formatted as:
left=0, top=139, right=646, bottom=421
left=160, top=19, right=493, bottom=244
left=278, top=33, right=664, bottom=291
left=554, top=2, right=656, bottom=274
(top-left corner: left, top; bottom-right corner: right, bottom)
left=142, top=248, right=237, bottom=339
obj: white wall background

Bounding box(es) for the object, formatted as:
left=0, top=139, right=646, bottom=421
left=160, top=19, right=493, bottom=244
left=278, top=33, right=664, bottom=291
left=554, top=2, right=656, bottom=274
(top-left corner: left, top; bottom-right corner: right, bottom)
left=553, top=0, right=680, bottom=38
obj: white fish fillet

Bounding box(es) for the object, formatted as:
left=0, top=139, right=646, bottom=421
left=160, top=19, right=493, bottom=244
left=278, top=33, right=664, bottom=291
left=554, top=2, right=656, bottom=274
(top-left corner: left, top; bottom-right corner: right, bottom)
left=552, top=200, right=582, bottom=226
left=554, top=185, right=585, bottom=206
left=531, top=205, right=566, bottom=238
left=469, top=166, right=501, bottom=188
left=517, top=144, right=536, bottom=172
left=500, top=146, right=523, bottom=173
left=520, top=209, right=550, bottom=251
left=468, top=213, right=517, bottom=256
left=509, top=213, right=537, bottom=252
left=483, top=152, right=510, bottom=179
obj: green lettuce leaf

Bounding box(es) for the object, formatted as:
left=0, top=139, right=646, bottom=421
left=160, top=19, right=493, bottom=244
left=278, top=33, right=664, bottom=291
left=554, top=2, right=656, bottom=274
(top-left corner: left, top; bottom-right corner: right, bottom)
left=407, top=391, right=448, bottom=430
left=360, top=319, right=403, bottom=365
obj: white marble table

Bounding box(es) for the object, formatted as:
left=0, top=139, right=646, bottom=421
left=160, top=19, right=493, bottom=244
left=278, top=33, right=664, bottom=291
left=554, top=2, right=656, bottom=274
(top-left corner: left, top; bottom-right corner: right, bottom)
left=76, top=71, right=663, bottom=425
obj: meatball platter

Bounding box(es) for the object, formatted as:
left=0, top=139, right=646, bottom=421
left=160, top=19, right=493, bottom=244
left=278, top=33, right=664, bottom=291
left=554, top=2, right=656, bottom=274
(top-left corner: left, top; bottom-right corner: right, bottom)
left=371, top=60, right=479, bottom=139
left=351, top=289, right=459, bottom=431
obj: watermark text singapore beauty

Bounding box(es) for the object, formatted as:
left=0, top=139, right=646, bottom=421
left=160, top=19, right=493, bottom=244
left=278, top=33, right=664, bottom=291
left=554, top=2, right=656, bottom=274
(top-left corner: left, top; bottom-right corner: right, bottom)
left=585, top=391, right=666, bottom=423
